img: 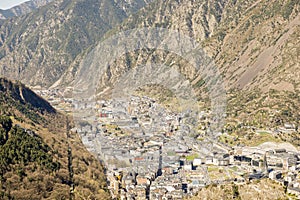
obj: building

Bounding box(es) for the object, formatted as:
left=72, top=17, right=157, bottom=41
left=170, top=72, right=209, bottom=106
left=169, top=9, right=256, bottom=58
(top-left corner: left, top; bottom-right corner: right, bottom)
left=269, top=170, right=282, bottom=180
left=193, top=159, right=202, bottom=166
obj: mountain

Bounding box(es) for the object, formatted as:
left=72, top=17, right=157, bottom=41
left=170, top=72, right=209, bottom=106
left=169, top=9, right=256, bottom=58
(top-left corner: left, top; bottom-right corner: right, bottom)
left=0, top=0, right=54, bottom=20
left=0, top=77, right=55, bottom=114
left=0, top=0, right=299, bottom=137
left=77, top=0, right=298, bottom=136
left=203, top=0, right=299, bottom=92
left=0, top=1, right=298, bottom=198
left=52, top=0, right=299, bottom=96
left=0, top=77, right=110, bottom=199
left=0, top=0, right=152, bottom=87
left=1, top=0, right=297, bottom=92
left=111, top=0, right=299, bottom=92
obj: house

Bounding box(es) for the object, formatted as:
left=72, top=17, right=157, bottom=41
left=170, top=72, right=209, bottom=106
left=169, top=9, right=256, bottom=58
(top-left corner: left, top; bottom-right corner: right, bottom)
left=273, top=149, right=287, bottom=154
left=269, top=170, right=282, bottom=180
left=213, top=154, right=230, bottom=166
left=136, top=175, right=150, bottom=186
left=122, top=172, right=136, bottom=186
left=135, top=186, right=147, bottom=200
left=284, top=123, right=296, bottom=131
left=234, top=155, right=252, bottom=164
left=248, top=172, right=264, bottom=180
left=213, top=157, right=219, bottom=165
left=162, top=166, right=174, bottom=175
left=150, top=188, right=168, bottom=200
left=218, top=159, right=230, bottom=166
left=183, top=163, right=192, bottom=171
left=193, top=158, right=202, bottom=166
left=205, top=156, right=213, bottom=165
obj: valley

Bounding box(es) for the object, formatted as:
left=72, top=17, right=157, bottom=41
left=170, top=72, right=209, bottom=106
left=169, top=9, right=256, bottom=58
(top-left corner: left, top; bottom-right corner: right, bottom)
left=0, top=0, right=299, bottom=199
left=34, top=87, right=300, bottom=199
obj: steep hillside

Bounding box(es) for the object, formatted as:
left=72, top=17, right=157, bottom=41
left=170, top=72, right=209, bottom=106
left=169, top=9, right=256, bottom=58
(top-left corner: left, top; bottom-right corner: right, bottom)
left=203, top=0, right=299, bottom=92
left=187, top=179, right=287, bottom=200
left=81, top=0, right=299, bottom=140
left=113, top=0, right=299, bottom=92
left=0, top=0, right=152, bottom=87
left=0, top=78, right=55, bottom=114
left=68, top=0, right=227, bottom=98
left=0, top=0, right=298, bottom=143
left=1, top=0, right=297, bottom=93
left=0, top=78, right=110, bottom=199
left=0, top=0, right=54, bottom=20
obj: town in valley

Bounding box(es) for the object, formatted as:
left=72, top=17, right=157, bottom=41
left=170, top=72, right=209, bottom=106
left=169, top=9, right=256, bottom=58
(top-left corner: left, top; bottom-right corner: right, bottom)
left=35, top=88, right=300, bottom=199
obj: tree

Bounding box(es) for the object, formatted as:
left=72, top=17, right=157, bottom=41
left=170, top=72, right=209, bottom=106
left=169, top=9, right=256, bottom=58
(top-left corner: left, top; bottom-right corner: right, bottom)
left=232, top=184, right=240, bottom=199
left=0, top=116, right=12, bottom=133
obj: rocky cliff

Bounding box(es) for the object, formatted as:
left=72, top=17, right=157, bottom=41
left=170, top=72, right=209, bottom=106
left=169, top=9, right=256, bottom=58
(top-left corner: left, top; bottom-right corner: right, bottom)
left=0, top=0, right=152, bottom=87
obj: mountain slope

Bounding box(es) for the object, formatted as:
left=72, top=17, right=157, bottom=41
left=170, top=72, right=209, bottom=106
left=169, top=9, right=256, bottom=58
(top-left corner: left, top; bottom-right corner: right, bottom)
left=0, top=0, right=298, bottom=92
left=203, top=0, right=300, bottom=92
left=0, top=77, right=110, bottom=199
left=0, top=0, right=152, bottom=87
left=116, top=0, right=299, bottom=92
left=79, top=0, right=299, bottom=137
left=188, top=179, right=287, bottom=200
left=0, top=0, right=298, bottom=139
left=67, top=0, right=297, bottom=103
left=0, top=0, right=54, bottom=20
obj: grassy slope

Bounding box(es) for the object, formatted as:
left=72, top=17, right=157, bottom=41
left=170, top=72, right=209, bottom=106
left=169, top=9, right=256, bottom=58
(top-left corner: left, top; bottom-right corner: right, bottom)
left=187, top=179, right=288, bottom=200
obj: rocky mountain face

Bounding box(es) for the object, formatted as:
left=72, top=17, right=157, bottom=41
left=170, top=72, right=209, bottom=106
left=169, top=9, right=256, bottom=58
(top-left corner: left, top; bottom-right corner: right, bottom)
left=89, top=0, right=228, bottom=93
left=0, top=1, right=298, bottom=198
left=204, top=0, right=299, bottom=92
left=72, top=0, right=298, bottom=132
left=0, top=0, right=152, bottom=87
left=114, top=0, right=154, bottom=14
left=0, top=0, right=54, bottom=20
left=0, top=0, right=298, bottom=122
left=67, top=0, right=297, bottom=103
left=0, top=0, right=298, bottom=93
left=0, top=77, right=110, bottom=199
left=111, top=0, right=299, bottom=93
left=0, top=77, right=55, bottom=114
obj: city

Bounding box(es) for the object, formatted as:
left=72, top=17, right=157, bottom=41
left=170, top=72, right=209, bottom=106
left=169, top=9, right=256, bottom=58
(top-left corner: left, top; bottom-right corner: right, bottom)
left=0, top=0, right=299, bottom=199
left=37, top=88, right=300, bottom=200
